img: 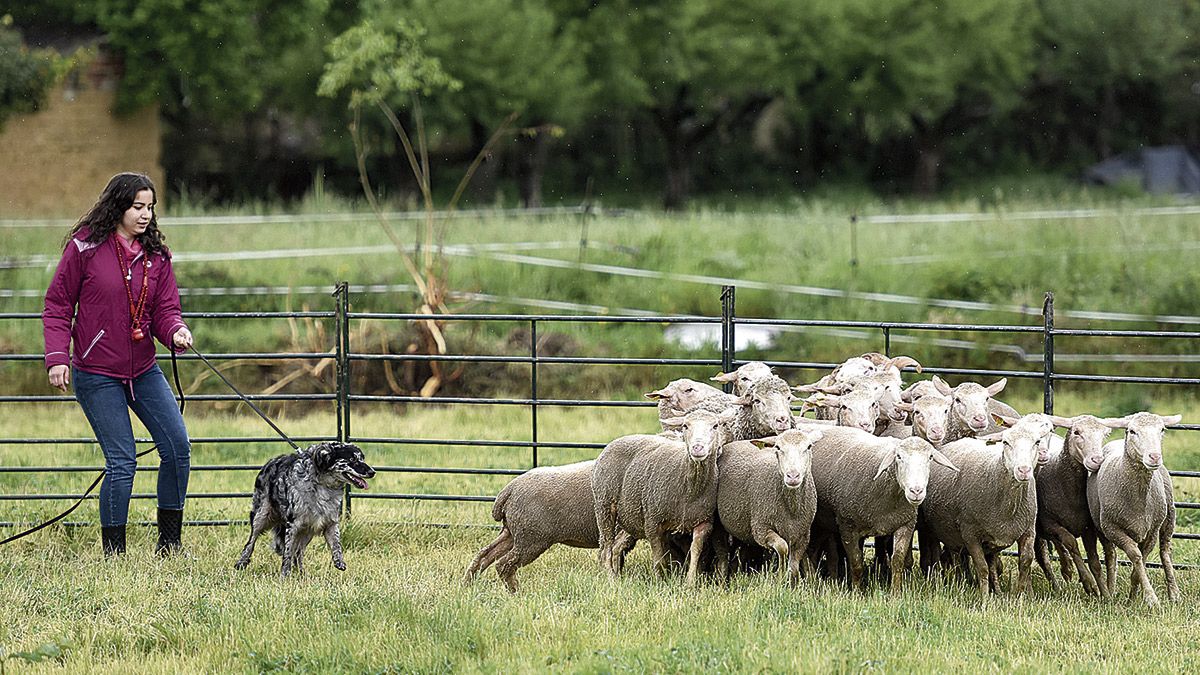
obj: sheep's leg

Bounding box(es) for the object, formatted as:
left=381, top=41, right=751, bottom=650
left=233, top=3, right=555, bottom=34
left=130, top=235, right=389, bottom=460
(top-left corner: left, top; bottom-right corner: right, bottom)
left=839, top=530, right=866, bottom=591
left=1113, top=533, right=1158, bottom=607
left=464, top=528, right=513, bottom=582
left=712, top=531, right=732, bottom=584
left=595, top=502, right=617, bottom=573
left=873, top=534, right=893, bottom=583
left=1033, top=535, right=1060, bottom=591
left=1102, top=538, right=1118, bottom=596
left=1159, top=514, right=1181, bottom=602
left=685, top=521, right=713, bottom=587
left=759, top=531, right=791, bottom=587
left=612, top=530, right=636, bottom=575
left=1082, top=530, right=1108, bottom=598
left=1047, top=525, right=1098, bottom=596
left=964, top=542, right=990, bottom=595
left=323, top=522, right=346, bottom=571
left=916, top=525, right=939, bottom=580
left=648, top=534, right=672, bottom=579
left=1015, top=530, right=1035, bottom=595
left=234, top=507, right=274, bottom=570
left=1052, top=539, right=1074, bottom=582
left=822, top=536, right=840, bottom=579
left=496, top=541, right=551, bottom=594
left=889, top=525, right=915, bottom=592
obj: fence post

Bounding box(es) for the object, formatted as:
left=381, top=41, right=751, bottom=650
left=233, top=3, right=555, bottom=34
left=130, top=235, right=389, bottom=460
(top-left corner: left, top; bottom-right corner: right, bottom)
left=883, top=327, right=891, bottom=356
left=530, top=319, right=540, bottom=468
left=334, top=281, right=352, bottom=517
left=578, top=182, right=593, bottom=262
left=1042, top=291, right=1054, bottom=415
left=849, top=213, right=859, bottom=268
left=720, top=286, right=735, bottom=391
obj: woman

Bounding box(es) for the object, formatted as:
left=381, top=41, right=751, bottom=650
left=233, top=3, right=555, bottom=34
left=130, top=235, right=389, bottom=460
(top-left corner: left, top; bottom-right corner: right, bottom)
left=43, top=172, right=194, bottom=557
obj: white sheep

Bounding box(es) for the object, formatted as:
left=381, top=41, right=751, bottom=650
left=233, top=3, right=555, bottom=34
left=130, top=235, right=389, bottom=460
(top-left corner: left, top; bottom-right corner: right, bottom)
left=465, top=460, right=631, bottom=592
left=710, top=361, right=774, bottom=395
left=645, top=378, right=731, bottom=428
left=932, top=375, right=1010, bottom=443
left=917, top=413, right=1053, bottom=595
left=1087, top=411, right=1182, bottom=606
left=712, top=428, right=823, bottom=587
left=806, top=426, right=957, bottom=590
left=1032, top=414, right=1124, bottom=595
left=611, top=409, right=732, bottom=585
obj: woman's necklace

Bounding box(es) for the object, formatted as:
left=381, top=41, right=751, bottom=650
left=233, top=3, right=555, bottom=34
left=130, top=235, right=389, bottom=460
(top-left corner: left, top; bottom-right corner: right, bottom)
left=113, top=235, right=150, bottom=341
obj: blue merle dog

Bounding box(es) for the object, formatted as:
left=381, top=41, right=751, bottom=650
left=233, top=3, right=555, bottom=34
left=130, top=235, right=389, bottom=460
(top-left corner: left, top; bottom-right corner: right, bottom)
left=234, top=442, right=375, bottom=576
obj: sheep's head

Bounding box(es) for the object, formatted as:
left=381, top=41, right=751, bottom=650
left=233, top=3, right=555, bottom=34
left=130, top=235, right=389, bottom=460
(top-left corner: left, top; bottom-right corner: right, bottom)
left=711, top=361, right=773, bottom=396
left=832, top=356, right=878, bottom=383
left=901, top=379, right=941, bottom=404
left=646, top=378, right=718, bottom=417
left=899, top=394, right=951, bottom=447
left=801, top=387, right=878, bottom=433
left=735, top=376, right=795, bottom=435
left=937, top=376, right=1006, bottom=434
left=1119, top=412, right=1182, bottom=471
left=994, top=412, right=1056, bottom=466
left=752, top=428, right=822, bottom=490
left=662, top=408, right=735, bottom=462
left=1050, top=414, right=1125, bottom=472
left=873, top=436, right=957, bottom=505
left=980, top=413, right=1049, bottom=482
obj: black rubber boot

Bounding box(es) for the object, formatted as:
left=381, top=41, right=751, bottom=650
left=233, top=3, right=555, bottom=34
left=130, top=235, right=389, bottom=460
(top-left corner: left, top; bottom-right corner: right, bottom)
left=155, top=508, right=183, bottom=557
left=101, top=525, right=126, bottom=557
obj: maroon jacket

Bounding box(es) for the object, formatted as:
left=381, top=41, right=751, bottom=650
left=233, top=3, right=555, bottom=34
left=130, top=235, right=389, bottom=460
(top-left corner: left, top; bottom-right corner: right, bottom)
left=43, top=229, right=188, bottom=380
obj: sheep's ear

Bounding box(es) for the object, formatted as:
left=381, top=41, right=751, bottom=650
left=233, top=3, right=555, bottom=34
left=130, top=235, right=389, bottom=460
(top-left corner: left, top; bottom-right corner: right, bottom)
left=1162, top=414, right=1183, bottom=426
left=750, top=438, right=775, bottom=449
left=806, top=428, right=824, bottom=444
left=993, top=413, right=1019, bottom=428
left=645, top=389, right=669, bottom=400
left=717, top=408, right=739, bottom=426
left=977, top=432, right=1004, bottom=442
left=931, top=450, right=959, bottom=472
left=895, top=401, right=914, bottom=413
left=661, top=416, right=687, bottom=430
left=1048, top=414, right=1076, bottom=429
left=792, top=383, right=821, bottom=394
left=732, top=395, right=752, bottom=407
left=873, top=448, right=897, bottom=480
left=711, top=371, right=736, bottom=383
left=1099, top=417, right=1129, bottom=429
left=932, top=375, right=953, bottom=396
left=986, top=378, right=1008, bottom=396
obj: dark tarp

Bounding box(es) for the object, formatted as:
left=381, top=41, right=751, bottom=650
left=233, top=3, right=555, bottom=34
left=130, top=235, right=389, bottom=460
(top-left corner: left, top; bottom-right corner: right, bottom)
left=1084, top=145, right=1200, bottom=194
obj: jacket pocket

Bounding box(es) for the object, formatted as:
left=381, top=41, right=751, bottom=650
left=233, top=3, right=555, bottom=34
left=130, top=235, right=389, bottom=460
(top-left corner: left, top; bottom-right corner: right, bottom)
left=80, top=329, right=106, bottom=361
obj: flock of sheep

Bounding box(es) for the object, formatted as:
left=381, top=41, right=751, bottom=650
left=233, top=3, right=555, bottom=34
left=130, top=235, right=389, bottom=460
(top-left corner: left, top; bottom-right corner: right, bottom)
left=464, top=353, right=1184, bottom=606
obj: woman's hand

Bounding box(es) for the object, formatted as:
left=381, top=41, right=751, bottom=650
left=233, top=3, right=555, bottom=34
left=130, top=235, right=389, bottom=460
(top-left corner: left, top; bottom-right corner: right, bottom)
left=48, top=365, right=70, bottom=392
left=173, top=326, right=193, bottom=350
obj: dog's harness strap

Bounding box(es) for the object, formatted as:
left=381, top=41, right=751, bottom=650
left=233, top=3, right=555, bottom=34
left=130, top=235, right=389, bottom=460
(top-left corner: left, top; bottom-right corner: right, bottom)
left=188, top=346, right=301, bottom=450
left=0, top=352, right=186, bottom=546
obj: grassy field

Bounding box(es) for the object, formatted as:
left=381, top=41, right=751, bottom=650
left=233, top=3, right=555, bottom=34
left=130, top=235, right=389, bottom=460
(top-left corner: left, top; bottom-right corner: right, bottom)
left=3, top=192, right=1200, bottom=671
left=2, top=403, right=1200, bottom=672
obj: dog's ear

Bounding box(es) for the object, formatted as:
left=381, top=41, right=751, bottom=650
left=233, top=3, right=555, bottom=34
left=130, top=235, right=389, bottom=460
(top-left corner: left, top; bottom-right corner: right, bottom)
left=312, top=443, right=336, bottom=471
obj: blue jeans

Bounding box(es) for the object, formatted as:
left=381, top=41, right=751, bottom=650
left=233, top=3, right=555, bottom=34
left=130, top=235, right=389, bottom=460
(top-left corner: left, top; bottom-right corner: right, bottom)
left=72, top=365, right=191, bottom=527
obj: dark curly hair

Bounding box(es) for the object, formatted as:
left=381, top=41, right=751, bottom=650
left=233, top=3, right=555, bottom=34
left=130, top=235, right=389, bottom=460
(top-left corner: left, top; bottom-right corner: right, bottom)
left=65, top=172, right=169, bottom=255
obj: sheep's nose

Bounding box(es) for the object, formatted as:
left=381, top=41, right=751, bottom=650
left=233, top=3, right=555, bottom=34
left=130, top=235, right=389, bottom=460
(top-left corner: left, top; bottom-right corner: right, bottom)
left=1016, top=465, right=1032, bottom=480
left=775, top=415, right=792, bottom=430
left=971, top=415, right=987, bottom=427
left=784, top=473, right=802, bottom=487
left=1148, top=453, right=1162, bottom=465
left=906, top=487, right=926, bottom=503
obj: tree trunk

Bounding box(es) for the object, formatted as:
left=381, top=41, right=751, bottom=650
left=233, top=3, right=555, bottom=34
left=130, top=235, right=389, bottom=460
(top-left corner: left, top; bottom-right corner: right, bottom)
left=662, top=130, right=693, bottom=210
left=913, top=135, right=943, bottom=195
left=466, top=118, right=500, bottom=204
left=516, top=126, right=552, bottom=208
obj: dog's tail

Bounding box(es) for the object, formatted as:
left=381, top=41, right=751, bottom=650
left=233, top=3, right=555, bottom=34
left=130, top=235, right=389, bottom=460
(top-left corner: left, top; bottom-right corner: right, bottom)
left=491, top=482, right=514, bottom=522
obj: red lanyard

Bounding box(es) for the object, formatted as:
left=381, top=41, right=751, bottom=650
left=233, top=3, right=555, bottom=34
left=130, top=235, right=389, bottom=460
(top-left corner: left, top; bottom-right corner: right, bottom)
left=113, top=236, right=150, bottom=341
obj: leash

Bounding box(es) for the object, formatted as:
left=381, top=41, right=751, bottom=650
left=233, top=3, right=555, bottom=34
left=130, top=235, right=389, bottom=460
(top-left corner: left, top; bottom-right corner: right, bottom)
left=0, top=351, right=185, bottom=546
left=187, top=346, right=300, bottom=450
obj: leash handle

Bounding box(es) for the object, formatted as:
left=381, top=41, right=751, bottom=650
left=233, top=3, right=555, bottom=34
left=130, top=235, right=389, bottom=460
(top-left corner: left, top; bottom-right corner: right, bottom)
left=189, top=346, right=300, bottom=450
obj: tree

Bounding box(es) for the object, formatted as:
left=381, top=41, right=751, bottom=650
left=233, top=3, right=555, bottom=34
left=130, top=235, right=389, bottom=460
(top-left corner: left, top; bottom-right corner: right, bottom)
left=827, top=0, right=1037, bottom=193
left=0, top=17, right=65, bottom=131
left=581, top=0, right=809, bottom=208
left=1029, top=0, right=1192, bottom=160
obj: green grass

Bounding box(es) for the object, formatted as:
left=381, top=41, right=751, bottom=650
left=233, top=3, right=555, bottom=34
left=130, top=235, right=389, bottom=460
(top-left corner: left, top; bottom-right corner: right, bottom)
left=2, top=403, right=1200, bottom=672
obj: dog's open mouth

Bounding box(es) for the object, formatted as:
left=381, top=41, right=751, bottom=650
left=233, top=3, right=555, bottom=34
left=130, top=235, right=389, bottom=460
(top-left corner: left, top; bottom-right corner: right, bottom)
left=345, top=473, right=369, bottom=490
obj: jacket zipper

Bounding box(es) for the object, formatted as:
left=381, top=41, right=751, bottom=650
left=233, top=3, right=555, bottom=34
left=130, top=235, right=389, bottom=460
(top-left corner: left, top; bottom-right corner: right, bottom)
left=81, top=329, right=106, bottom=361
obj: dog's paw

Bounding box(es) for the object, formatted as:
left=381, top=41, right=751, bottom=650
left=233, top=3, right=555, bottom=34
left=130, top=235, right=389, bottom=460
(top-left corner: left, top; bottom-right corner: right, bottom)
left=234, top=559, right=248, bottom=570
left=334, top=560, right=347, bottom=571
